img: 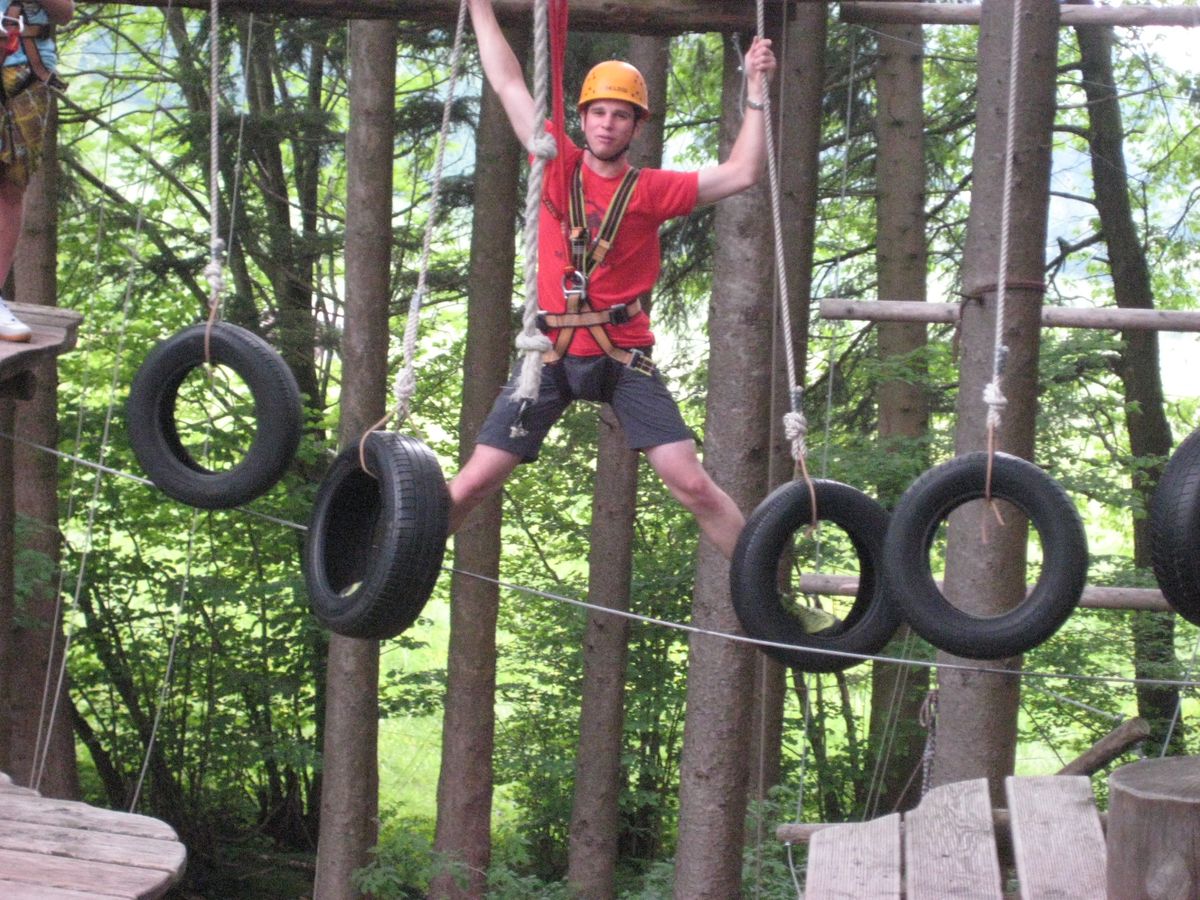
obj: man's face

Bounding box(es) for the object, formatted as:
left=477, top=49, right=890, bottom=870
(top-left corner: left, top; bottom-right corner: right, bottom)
left=581, top=100, right=640, bottom=160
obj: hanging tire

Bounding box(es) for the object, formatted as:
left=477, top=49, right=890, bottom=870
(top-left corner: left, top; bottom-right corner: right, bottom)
left=1149, top=428, right=1200, bottom=626
left=127, top=323, right=303, bottom=509
left=883, top=452, right=1087, bottom=659
left=731, top=479, right=902, bottom=673
left=304, top=432, right=449, bottom=640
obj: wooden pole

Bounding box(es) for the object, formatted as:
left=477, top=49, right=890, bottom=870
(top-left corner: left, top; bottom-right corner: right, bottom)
left=85, top=0, right=785, bottom=33
left=1107, top=756, right=1200, bottom=898
left=842, top=3, right=1200, bottom=28
left=820, top=298, right=1200, bottom=332
left=796, top=573, right=1172, bottom=612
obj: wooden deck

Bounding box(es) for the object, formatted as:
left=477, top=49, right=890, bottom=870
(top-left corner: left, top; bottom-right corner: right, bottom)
left=791, top=775, right=1107, bottom=899
left=0, top=773, right=185, bottom=899
left=0, top=303, right=82, bottom=390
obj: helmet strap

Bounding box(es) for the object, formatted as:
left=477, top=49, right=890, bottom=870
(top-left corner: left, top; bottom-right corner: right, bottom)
left=585, top=140, right=631, bottom=164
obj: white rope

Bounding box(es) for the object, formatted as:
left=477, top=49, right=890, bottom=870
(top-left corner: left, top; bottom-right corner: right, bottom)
left=984, top=0, right=1025, bottom=431
left=206, top=0, right=226, bottom=310
left=389, top=0, right=471, bottom=427
left=511, top=0, right=556, bottom=414
left=751, top=1, right=807, bottom=465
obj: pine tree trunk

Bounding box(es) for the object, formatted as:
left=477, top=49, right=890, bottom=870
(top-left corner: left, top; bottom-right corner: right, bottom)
left=9, top=96, right=79, bottom=799
left=673, top=35, right=775, bottom=899
left=932, top=0, right=1059, bottom=802
left=565, top=34, right=668, bottom=900
left=868, top=18, right=931, bottom=815
left=429, top=26, right=526, bottom=899
left=1074, top=14, right=1181, bottom=753
left=312, top=19, right=396, bottom=899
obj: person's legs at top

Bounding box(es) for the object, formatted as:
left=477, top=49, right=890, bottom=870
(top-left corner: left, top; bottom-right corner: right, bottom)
left=0, top=179, right=31, bottom=342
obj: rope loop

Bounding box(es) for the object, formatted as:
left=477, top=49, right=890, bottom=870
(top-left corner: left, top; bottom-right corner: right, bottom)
left=982, top=378, right=1007, bottom=429
left=515, top=331, right=552, bottom=354
left=528, top=127, right=558, bottom=161
left=783, top=410, right=808, bottom=461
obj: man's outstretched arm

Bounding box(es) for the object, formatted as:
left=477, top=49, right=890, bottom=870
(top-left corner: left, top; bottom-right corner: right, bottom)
left=695, top=36, right=777, bottom=206
left=467, top=0, right=538, bottom=150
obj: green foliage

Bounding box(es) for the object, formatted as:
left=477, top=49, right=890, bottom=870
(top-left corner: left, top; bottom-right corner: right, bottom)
left=23, top=5, right=1200, bottom=897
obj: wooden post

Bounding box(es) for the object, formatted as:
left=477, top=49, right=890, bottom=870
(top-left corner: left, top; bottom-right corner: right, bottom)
left=0, top=397, right=13, bottom=771
left=1106, top=756, right=1200, bottom=898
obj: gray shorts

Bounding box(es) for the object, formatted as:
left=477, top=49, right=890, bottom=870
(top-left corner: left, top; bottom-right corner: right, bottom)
left=475, top=354, right=694, bottom=462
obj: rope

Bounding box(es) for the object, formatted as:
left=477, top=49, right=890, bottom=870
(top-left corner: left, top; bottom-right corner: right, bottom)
left=360, top=0, right=470, bottom=463
left=511, top=0, right=559, bottom=413
left=918, top=689, right=938, bottom=797
left=203, top=0, right=226, bottom=362
left=982, top=0, right=1026, bottom=480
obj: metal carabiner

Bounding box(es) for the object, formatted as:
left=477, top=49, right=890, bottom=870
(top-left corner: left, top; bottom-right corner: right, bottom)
left=561, top=268, right=587, bottom=303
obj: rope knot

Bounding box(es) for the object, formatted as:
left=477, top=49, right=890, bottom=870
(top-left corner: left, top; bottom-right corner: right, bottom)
left=515, top=331, right=552, bottom=354
left=783, top=410, right=809, bottom=461
left=528, top=130, right=558, bottom=161
left=982, top=379, right=1007, bottom=428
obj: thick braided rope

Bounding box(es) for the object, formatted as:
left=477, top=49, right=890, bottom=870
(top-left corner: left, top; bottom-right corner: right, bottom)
left=388, top=0, right=471, bottom=427
left=985, top=0, right=1025, bottom=434
left=513, top=0, right=556, bottom=405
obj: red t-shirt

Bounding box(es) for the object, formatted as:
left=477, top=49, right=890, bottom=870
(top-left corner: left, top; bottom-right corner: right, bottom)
left=536, top=122, right=698, bottom=356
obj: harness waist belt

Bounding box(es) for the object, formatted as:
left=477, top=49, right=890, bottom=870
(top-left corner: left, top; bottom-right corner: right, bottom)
left=536, top=298, right=642, bottom=331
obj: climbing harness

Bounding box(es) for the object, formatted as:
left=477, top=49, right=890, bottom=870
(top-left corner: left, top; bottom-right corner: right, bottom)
left=539, top=161, right=656, bottom=375
left=1, top=2, right=63, bottom=88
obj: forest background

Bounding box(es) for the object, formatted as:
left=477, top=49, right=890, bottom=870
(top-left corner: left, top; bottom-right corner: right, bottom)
left=3, top=1, right=1200, bottom=897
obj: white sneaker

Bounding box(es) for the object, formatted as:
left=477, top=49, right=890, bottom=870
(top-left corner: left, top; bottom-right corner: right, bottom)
left=0, top=296, right=31, bottom=343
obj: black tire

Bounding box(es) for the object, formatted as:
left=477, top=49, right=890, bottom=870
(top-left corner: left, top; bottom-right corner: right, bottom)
left=884, top=452, right=1087, bottom=659
left=731, top=479, right=902, bottom=673
left=1150, top=428, right=1200, bottom=625
left=304, top=432, right=449, bottom=640
left=127, top=323, right=303, bottom=509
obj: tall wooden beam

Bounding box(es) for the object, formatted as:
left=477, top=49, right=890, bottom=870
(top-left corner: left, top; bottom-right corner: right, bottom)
left=85, top=0, right=788, bottom=33
left=842, top=3, right=1200, bottom=28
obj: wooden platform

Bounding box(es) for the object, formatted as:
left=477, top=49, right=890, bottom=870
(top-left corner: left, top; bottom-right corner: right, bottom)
left=792, top=775, right=1106, bottom=899
left=0, top=303, right=82, bottom=397
left=0, top=773, right=186, bottom=899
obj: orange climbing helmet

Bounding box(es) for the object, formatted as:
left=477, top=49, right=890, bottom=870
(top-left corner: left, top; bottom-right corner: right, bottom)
left=578, top=60, right=650, bottom=117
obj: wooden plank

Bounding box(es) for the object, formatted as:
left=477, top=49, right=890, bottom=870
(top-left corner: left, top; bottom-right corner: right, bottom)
left=795, top=573, right=1171, bottom=613
left=0, top=879, right=121, bottom=900
left=0, top=793, right=180, bottom=842
left=0, top=847, right=175, bottom=899
left=1005, top=776, right=1106, bottom=899
left=803, top=813, right=902, bottom=899
left=819, top=298, right=1200, bottom=332
left=85, top=0, right=786, bottom=33
left=905, top=778, right=1003, bottom=900
left=842, top=3, right=1200, bottom=27
left=0, top=817, right=186, bottom=875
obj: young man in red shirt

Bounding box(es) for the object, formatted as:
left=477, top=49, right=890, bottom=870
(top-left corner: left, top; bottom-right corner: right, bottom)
left=453, top=0, right=775, bottom=563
